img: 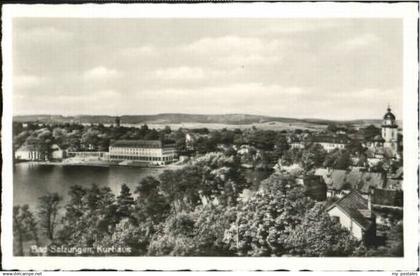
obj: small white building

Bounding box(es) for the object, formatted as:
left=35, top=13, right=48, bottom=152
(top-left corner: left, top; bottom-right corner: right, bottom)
left=50, top=144, right=65, bottom=160
left=237, top=144, right=251, bottom=155
left=15, top=144, right=44, bottom=161
left=327, top=191, right=376, bottom=242
left=290, top=142, right=305, bottom=149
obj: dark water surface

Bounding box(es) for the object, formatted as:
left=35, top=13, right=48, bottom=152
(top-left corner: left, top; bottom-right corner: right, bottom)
left=13, top=163, right=166, bottom=208
left=13, top=163, right=271, bottom=209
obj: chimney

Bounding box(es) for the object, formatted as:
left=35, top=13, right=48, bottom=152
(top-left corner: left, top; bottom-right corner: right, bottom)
left=367, top=187, right=374, bottom=211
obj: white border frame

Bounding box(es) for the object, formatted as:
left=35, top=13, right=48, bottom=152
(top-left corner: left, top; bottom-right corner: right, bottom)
left=2, top=3, right=419, bottom=271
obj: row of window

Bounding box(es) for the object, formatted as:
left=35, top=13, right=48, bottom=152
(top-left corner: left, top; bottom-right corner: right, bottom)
left=110, top=149, right=161, bottom=153
left=110, top=151, right=163, bottom=157
left=110, top=155, right=174, bottom=161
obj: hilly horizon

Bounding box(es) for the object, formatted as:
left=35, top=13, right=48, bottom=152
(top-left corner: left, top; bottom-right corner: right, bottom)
left=13, top=113, right=387, bottom=127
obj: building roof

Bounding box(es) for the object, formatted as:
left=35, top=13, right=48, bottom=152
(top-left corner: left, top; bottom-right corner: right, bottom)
left=315, top=168, right=385, bottom=193
left=383, top=107, right=396, bottom=121
left=327, top=190, right=372, bottom=230
left=310, top=135, right=349, bottom=144
left=372, top=135, right=385, bottom=142
left=388, top=167, right=403, bottom=179
left=110, top=140, right=175, bottom=149
left=385, top=179, right=402, bottom=190
left=371, top=189, right=403, bottom=207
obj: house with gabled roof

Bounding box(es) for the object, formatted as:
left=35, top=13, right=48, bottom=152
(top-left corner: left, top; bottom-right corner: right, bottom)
left=327, top=190, right=376, bottom=243
left=314, top=168, right=385, bottom=197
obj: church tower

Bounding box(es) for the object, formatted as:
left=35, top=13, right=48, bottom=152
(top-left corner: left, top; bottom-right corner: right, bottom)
left=381, top=105, right=398, bottom=155
left=115, top=116, right=121, bottom=127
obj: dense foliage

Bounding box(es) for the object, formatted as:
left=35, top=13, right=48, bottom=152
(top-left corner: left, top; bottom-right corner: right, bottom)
left=13, top=151, right=401, bottom=257
left=13, top=122, right=403, bottom=257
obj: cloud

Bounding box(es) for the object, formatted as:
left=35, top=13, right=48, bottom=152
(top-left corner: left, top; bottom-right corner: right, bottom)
left=186, top=36, right=281, bottom=54
left=153, top=66, right=205, bottom=80
left=184, top=36, right=284, bottom=66
left=14, top=75, right=44, bottom=90
left=120, top=46, right=156, bottom=57
left=151, top=66, right=242, bottom=82
left=340, top=34, right=379, bottom=50
left=258, top=20, right=339, bottom=35
left=12, top=18, right=402, bottom=119
left=128, top=82, right=307, bottom=115
left=20, top=26, right=73, bottom=42
left=83, top=66, right=120, bottom=80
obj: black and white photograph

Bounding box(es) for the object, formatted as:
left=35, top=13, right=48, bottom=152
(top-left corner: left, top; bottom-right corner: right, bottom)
left=1, top=2, right=418, bottom=271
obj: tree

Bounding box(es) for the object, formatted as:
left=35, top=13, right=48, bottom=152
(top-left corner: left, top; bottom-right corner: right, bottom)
left=387, top=221, right=403, bottom=256
left=273, top=135, right=290, bottom=159
left=285, top=203, right=360, bottom=256
left=147, top=212, right=196, bottom=256
left=362, top=125, right=381, bottom=140
left=163, top=126, right=171, bottom=134
left=347, top=139, right=364, bottom=155
left=301, top=143, right=327, bottom=171
left=224, top=173, right=314, bottom=256
left=37, top=193, right=62, bottom=241
left=57, top=184, right=118, bottom=252
left=116, top=184, right=135, bottom=220
left=14, top=205, right=39, bottom=256
left=323, top=149, right=352, bottom=170
left=134, top=176, right=170, bottom=224
left=326, top=123, right=338, bottom=133
left=192, top=204, right=236, bottom=256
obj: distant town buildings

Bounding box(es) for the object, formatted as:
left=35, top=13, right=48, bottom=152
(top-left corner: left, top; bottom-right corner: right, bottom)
left=109, top=140, right=176, bottom=165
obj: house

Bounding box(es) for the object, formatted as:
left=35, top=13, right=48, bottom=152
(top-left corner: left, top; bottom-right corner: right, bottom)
left=237, top=144, right=251, bottom=155
left=302, top=175, right=327, bottom=201
left=15, top=144, right=45, bottom=161
left=371, top=188, right=403, bottom=209
left=364, top=135, right=385, bottom=149
left=367, top=157, right=382, bottom=167
left=370, top=188, right=403, bottom=226
left=216, top=143, right=232, bottom=152
left=314, top=168, right=385, bottom=197
left=185, top=133, right=195, bottom=150
left=274, top=162, right=303, bottom=176
left=327, top=190, right=376, bottom=243
left=50, top=144, right=65, bottom=160
left=290, top=141, right=305, bottom=149
left=310, top=135, right=349, bottom=152
left=385, top=167, right=403, bottom=190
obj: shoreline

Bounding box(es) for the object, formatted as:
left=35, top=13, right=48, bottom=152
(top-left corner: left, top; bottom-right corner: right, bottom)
left=14, top=160, right=186, bottom=169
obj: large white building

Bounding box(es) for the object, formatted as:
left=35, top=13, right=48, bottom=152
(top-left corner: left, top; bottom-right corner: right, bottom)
left=311, top=136, right=349, bottom=152
left=109, top=140, right=176, bottom=165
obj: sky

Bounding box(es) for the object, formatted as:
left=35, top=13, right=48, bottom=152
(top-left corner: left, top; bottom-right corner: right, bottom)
left=12, top=18, right=402, bottom=120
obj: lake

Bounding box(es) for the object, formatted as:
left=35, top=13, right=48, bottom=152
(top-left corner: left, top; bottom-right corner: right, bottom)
left=13, top=163, right=167, bottom=209
left=13, top=163, right=271, bottom=209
